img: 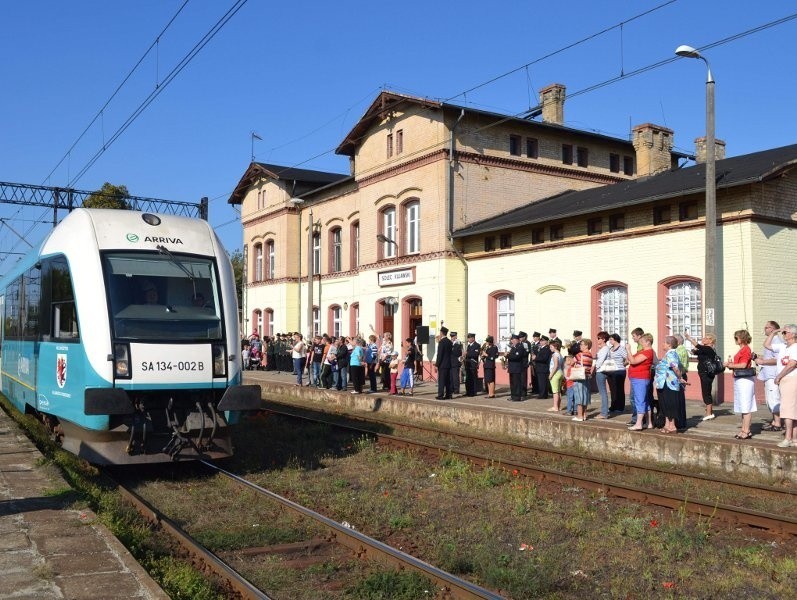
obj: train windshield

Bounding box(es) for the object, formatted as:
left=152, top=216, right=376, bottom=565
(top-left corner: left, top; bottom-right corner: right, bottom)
left=102, top=252, right=222, bottom=341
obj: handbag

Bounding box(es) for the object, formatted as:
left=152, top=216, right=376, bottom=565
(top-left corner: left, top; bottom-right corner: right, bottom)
left=712, top=355, right=725, bottom=375
left=733, top=367, right=756, bottom=378
left=569, top=365, right=586, bottom=380
left=598, top=359, right=617, bottom=373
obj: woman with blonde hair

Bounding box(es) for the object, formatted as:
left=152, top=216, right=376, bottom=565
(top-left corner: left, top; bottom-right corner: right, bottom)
left=725, top=329, right=756, bottom=440
left=685, top=331, right=721, bottom=421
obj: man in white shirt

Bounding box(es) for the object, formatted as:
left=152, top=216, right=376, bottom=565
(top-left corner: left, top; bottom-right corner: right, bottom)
left=291, top=333, right=307, bottom=386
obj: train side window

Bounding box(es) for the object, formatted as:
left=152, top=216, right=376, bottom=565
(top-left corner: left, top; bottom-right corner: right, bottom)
left=44, top=257, right=79, bottom=342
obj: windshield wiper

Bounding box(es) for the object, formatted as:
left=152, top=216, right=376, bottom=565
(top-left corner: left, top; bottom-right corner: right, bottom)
left=156, top=244, right=196, bottom=282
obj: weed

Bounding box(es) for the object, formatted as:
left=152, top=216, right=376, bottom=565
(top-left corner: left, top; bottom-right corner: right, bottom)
left=333, top=478, right=350, bottom=489
left=388, top=514, right=413, bottom=530
left=151, top=556, right=221, bottom=600
left=472, top=465, right=510, bottom=488
left=345, top=569, right=433, bottom=600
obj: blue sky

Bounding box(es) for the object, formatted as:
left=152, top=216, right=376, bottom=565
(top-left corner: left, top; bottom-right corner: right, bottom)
left=2, top=0, right=796, bottom=274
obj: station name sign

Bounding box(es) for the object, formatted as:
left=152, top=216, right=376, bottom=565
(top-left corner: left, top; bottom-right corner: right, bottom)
left=378, top=268, right=415, bottom=287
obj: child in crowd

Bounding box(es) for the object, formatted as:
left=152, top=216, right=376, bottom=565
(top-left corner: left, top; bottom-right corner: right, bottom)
left=563, top=355, right=576, bottom=402
left=389, top=350, right=400, bottom=394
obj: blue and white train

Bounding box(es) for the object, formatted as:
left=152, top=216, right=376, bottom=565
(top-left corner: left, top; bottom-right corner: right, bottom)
left=0, top=209, right=261, bottom=464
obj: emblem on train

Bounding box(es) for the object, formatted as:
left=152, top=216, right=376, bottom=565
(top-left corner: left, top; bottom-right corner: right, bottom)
left=56, top=354, right=67, bottom=388
left=126, top=233, right=139, bottom=242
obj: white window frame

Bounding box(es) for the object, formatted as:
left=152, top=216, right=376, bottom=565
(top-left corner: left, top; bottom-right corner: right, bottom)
left=599, top=285, right=628, bottom=343
left=497, top=294, right=515, bottom=350
left=332, top=228, right=342, bottom=272
left=312, top=233, right=320, bottom=275
left=383, top=208, right=396, bottom=258
left=255, top=245, right=263, bottom=281
left=666, top=280, right=702, bottom=344
left=406, top=201, right=420, bottom=254
left=312, top=307, right=320, bottom=337
left=267, top=309, right=274, bottom=337
left=332, top=306, right=342, bottom=338
left=267, top=241, right=275, bottom=279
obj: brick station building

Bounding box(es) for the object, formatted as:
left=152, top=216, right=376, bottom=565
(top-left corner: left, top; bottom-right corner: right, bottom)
left=229, top=85, right=797, bottom=392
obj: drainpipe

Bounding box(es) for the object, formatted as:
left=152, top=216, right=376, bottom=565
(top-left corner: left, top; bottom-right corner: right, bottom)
left=447, top=109, right=468, bottom=336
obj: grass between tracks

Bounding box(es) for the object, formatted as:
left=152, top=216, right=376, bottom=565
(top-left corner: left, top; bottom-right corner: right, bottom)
left=0, top=395, right=224, bottom=600
left=138, top=412, right=797, bottom=599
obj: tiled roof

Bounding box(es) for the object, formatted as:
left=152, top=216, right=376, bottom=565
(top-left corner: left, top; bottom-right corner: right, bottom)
left=453, top=143, right=797, bottom=238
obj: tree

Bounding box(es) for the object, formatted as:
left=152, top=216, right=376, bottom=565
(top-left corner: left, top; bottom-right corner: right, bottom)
left=229, top=249, right=244, bottom=306
left=82, top=182, right=131, bottom=209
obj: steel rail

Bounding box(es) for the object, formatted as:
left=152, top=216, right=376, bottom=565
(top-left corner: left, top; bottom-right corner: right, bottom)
left=199, top=460, right=505, bottom=600
left=264, top=402, right=797, bottom=499
left=115, top=482, right=270, bottom=600
left=267, top=407, right=797, bottom=538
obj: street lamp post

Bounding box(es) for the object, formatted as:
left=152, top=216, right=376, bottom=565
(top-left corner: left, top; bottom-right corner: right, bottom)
left=290, top=198, right=304, bottom=333
left=676, top=44, right=716, bottom=336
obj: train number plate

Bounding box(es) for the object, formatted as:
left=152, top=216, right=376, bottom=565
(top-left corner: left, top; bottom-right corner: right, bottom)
left=129, top=344, right=213, bottom=383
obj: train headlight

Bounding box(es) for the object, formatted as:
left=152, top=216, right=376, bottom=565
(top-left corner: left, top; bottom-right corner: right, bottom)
left=114, top=343, right=131, bottom=379
left=212, top=343, right=227, bottom=377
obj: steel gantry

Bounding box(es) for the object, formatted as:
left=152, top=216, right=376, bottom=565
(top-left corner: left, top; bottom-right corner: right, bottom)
left=0, top=181, right=208, bottom=226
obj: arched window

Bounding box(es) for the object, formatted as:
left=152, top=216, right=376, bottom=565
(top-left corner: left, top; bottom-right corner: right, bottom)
left=266, top=240, right=275, bottom=279
left=659, top=277, right=702, bottom=346
left=496, top=294, right=515, bottom=349
left=595, top=284, right=628, bottom=343
left=330, top=227, right=342, bottom=272
left=312, top=307, right=320, bottom=337
left=405, top=200, right=420, bottom=254
left=254, top=243, right=263, bottom=282
left=349, top=302, right=360, bottom=337
left=350, top=221, right=360, bottom=269
left=380, top=206, right=396, bottom=259
left=329, top=305, right=342, bottom=338
left=265, top=308, right=274, bottom=337
left=252, top=309, right=262, bottom=336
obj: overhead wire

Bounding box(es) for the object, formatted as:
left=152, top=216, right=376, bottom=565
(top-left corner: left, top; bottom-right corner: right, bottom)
left=67, top=0, right=249, bottom=188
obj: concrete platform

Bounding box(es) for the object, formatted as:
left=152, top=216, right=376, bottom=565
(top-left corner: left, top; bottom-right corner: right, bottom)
left=244, top=369, right=797, bottom=484
left=0, top=409, right=167, bottom=600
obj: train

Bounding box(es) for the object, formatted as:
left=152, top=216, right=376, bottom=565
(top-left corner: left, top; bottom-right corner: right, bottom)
left=0, top=208, right=261, bottom=464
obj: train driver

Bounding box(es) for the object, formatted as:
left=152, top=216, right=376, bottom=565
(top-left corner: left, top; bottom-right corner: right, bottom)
left=141, top=279, right=160, bottom=305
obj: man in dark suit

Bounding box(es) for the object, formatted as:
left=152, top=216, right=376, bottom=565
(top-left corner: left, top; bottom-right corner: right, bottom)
left=435, top=326, right=453, bottom=399
left=568, top=330, right=583, bottom=357
left=506, top=334, right=527, bottom=401
left=533, top=335, right=552, bottom=398
left=519, top=331, right=531, bottom=398
left=464, top=333, right=481, bottom=396
left=450, top=331, right=463, bottom=395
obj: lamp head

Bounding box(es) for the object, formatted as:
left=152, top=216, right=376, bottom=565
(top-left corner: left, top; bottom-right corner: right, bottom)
left=290, top=197, right=304, bottom=205
left=376, top=233, right=391, bottom=243
left=675, top=45, right=700, bottom=59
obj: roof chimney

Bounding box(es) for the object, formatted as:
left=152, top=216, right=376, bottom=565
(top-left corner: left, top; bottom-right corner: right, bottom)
left=695, top=137, right=726, bottom=163
left=632, top=123, right=674, bottom=176
left=539, top=83, right=566, bottom=125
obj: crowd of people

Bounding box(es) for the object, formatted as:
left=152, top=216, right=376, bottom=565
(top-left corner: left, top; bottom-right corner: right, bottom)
left=243, top=320, right=797, bottom=449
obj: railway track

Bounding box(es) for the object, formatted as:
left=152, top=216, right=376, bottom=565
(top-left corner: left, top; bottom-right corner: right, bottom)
left=264, top=402, right=797, bottom=538
left=113, top=463, right=504, bottom=599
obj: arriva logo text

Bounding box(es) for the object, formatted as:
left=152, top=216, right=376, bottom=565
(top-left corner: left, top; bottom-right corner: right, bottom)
left=144, top=236, right=183, bottom=244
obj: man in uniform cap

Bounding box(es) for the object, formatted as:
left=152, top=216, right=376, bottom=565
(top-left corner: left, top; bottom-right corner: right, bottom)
left=569, top=331, right=583, bottom=357
left=449, top=331, right=463, bottom=395
left=464, top=333, right=481, bottom=396
left=435, top=327, right=453, bottom=399
left=534, top=335, right=552, bottom=398
left=518, top=331, right=531, bottom=398
left=548, top=328, right=562, bottom=346
left=506, top=334, right=527, bottom=401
